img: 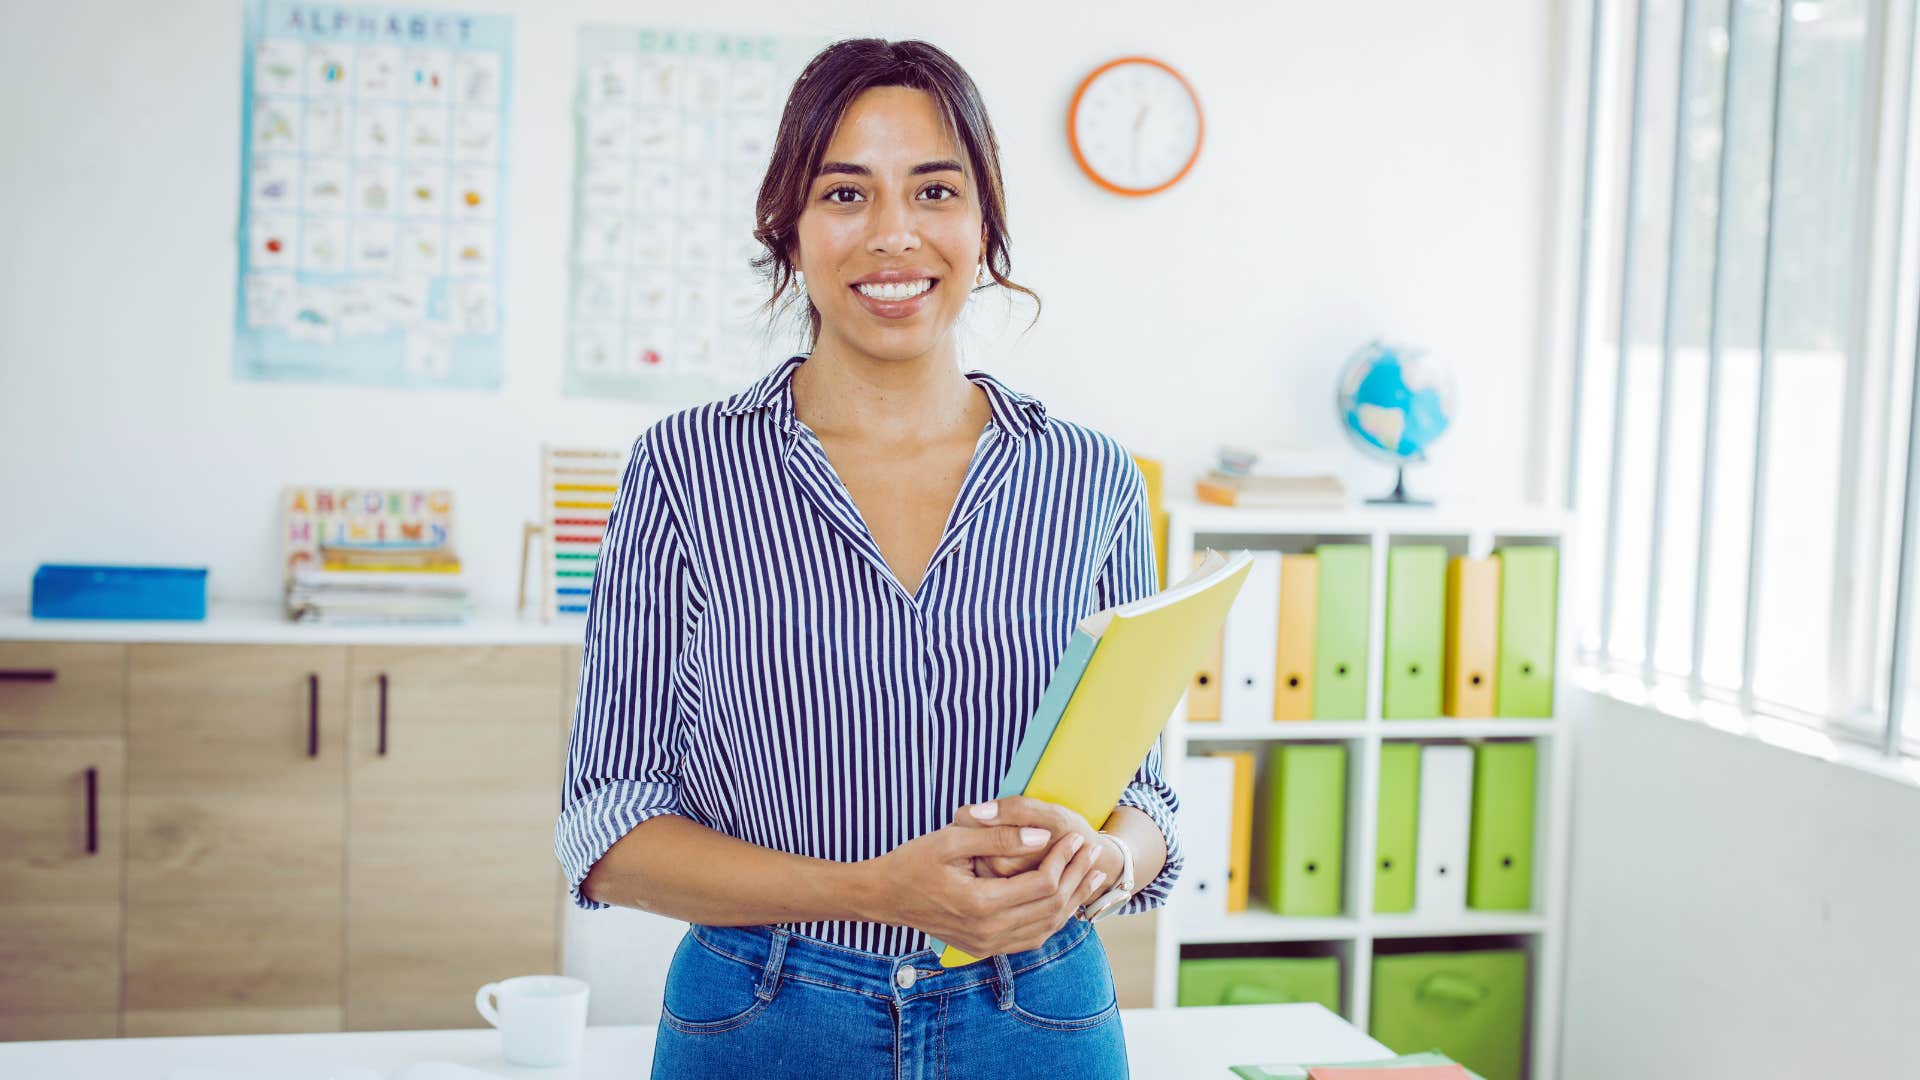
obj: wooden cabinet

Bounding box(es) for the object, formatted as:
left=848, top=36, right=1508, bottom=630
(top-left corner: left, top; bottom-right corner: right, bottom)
left=0, top=642, right=129, bottom=1041
left=123, top=645, right=350, bottom=1037
left=343, top=646, right=568, bottom=1031
left=0, top=643, right=126, bottom=736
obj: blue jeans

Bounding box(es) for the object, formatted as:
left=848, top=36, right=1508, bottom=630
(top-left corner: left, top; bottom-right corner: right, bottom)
left=651, top=918, right=1129, bottom=1079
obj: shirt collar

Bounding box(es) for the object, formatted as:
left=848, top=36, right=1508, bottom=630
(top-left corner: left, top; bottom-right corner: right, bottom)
left=718, top=353, right=1050, bottom=438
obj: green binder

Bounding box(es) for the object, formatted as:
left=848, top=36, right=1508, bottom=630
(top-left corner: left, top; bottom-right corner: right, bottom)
left=1312, top=544, right=1371, bottom=719
left=1177, top=956, right=1341, bottom=1013
left=1467, top=741, right=1536, bottom=910
left=1494, top=546, right=1558, bottom=717
left=1370, top=949, right=1528, bottom=1080
left=1264, top=744, right=1346, bottom=915
left=1374, top=742, right=1419, bottom=913
left=1383, top=546, right=1447, bottom=718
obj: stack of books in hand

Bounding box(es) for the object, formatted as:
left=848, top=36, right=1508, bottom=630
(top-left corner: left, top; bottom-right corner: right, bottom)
left=1195, top=445, right=1348, bottom=510
left=287, top=545, right=473, bottom=625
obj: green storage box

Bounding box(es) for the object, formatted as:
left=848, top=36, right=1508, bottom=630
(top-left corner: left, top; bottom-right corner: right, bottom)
left=1178, top=956, right=1342, bottom=1013
left=1370, top=949, right=1528, bottom=1080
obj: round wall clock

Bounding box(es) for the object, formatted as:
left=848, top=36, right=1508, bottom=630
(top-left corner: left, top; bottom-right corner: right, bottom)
left=1067, top=56, right=1204, bottom=197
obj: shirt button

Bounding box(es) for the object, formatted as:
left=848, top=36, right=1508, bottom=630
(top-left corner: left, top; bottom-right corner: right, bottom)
left=895, top=966, right=917, bottom=989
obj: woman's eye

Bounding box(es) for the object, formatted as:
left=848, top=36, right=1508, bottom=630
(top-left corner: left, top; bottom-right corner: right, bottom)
left=824, top=185, right=862, bottom=204
left=920, top=183, right=960, bottom=201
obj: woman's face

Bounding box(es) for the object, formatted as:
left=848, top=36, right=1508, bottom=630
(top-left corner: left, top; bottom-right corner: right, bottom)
left=793, top=85, right=985, bottom=364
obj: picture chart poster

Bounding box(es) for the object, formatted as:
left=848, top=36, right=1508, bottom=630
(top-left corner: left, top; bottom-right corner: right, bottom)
left=235, top=2, right=513, bottom=389
left=566, top=26, right=823, bottom=402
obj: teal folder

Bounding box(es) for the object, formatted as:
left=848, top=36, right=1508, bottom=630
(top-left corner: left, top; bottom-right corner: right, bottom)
left=1467, top=741, right=1536, bottom=911
left=1264, top=744, right=1346, bottom=915
left=1373, top=742, right=1419, bottom=913
left=1312, top=545, right=1370, bottom=719
left=1494, top=546, right=1558, bottom=717
left=1383, top=546, right=1447, bottom=719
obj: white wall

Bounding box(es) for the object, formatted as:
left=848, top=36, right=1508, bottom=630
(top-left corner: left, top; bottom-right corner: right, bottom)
left=1561, top=690, right=1920, bottom=1077
left=0, top=0, right=1562, bottom=612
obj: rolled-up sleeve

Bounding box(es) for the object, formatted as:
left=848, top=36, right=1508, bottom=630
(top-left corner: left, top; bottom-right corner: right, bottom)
left=555, top=433, right=697, bottom=911
left=1092, top=450, right=1183, bottom=916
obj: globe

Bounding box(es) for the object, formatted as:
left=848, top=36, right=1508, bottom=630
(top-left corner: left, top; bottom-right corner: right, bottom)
left=1336, top=339, right=1455, bottom=505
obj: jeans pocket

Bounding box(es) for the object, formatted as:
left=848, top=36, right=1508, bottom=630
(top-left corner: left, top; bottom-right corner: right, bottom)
left=1007, top=926, right=1120, bottom=1032
left=658, top=930, right=771, bottom=1035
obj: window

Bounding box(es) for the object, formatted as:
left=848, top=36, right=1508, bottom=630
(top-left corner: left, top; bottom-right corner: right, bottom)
left=1564, top=0, right=1920, bottom=758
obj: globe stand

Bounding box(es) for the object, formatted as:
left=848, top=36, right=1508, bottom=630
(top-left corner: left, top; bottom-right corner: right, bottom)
left=1366, top=465, right=1432, bottom=507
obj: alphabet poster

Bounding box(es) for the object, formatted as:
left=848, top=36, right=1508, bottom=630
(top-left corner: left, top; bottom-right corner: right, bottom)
left=565, top=26, right=822, bottom=401
left=235, top=2, right=513, bottom=388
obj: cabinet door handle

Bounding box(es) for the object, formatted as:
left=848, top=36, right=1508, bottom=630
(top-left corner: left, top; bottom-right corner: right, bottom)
left=378, top=673, right=389, bottom=757
left=85, top=766, right=98, bottom=855
left=0, top=669, right=56, bottom=683
left=307, top=674, right=319, bottom=758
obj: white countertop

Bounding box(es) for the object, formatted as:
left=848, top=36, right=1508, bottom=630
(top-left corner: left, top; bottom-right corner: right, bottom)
left=0, top=598, right=585, bottom=646
left=0, top=1005, right=1390, bottom=1079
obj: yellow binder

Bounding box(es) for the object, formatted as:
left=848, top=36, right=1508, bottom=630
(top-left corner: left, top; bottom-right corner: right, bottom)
left=1444, top=556, right=1499, bottom=717
left=1131, top=453, right=1169, bottom=590
left=1273, top=554, right=1318, bottom=721
left=935, top=548, right=1256, bottom=967
left=1218, top=750, right=1255, bottom=912
left=1188, top=552, right=1223, bottom=722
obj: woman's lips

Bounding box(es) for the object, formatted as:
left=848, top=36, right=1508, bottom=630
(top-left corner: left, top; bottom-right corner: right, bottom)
left=850, top=278, right=938, bottom=319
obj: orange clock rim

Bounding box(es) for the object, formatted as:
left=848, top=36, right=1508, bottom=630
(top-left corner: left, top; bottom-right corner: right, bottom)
left=1066, top=55, right=1205, bottom=197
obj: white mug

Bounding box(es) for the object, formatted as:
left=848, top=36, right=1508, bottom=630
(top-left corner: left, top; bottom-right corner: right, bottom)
left=474, top=974, right=589, bottom=1067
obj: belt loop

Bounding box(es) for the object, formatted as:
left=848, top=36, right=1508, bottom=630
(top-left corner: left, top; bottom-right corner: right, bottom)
left=756, top=927, right=790, bottom=1002
left=991, top=953, right=1015, bottom=1012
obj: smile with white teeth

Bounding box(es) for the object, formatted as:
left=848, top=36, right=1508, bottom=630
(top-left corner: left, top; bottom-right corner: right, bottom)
left=854, top=278, right=934, bottom=301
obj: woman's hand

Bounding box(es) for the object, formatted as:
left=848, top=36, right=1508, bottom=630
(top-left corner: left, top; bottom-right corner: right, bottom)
left=863, top=806, right=1109, bottom=958
left=956, top=797, right=1120, bottom=886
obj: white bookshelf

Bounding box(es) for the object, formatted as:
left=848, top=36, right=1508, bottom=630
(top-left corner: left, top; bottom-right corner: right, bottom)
left=1146, top=499, right=1574, bottom=1080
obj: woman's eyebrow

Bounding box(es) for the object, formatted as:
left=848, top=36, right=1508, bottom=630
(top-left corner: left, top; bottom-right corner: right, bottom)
left=815, top=159, right=965, bottom=178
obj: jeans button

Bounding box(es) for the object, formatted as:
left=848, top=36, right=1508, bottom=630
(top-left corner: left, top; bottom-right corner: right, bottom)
left=895, top=966, right=917, bottom=989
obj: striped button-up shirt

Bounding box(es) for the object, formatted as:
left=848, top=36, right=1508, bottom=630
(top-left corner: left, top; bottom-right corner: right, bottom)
left=555, top=352, right=1183, bottom=955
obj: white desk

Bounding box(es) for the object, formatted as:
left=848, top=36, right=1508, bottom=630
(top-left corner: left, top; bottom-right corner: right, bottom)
left=0, top=1004, right=1390, bottom=1079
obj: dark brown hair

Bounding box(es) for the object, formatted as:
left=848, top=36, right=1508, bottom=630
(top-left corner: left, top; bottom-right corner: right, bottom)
left=749, top=38, right=1040, bottom=344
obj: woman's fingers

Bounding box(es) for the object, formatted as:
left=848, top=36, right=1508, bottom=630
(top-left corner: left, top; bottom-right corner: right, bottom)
left=989, top=834, right=1106, bottom=947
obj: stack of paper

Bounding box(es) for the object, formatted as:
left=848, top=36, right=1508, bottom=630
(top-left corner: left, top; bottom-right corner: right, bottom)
left=281, top=487, right=473, bottom=625
left=1195, top=445, right=1346, bottom=509
left=1230, top=1051, right=1483, bottom=1079
left=288, top=549, right=472, bottom=625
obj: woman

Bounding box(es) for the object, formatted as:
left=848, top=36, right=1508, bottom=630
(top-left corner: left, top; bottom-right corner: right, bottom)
left=555, top=38, right=1182, bottom=1079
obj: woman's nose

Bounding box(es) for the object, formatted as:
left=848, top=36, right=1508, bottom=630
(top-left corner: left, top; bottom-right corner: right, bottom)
left=866, top=192, right=919, bottom=256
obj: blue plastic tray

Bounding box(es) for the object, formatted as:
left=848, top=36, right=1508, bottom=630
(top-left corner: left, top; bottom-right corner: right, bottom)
left=32, top=564, right=209, bottom=621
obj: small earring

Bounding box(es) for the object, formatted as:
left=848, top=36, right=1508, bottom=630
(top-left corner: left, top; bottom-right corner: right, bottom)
left=974, top=262, right=989, bottom=288
left=792, top=269, right=806, bottom=293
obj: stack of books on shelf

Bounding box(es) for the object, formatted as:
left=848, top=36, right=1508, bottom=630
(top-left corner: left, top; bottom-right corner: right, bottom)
left=281, top=486, right=473, bottom=625
left=286, top=544, right=472, bottom=625
left=1195, top=445, right=1347, bottom=509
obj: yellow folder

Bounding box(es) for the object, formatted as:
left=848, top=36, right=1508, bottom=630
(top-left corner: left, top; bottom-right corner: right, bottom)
left=934, top=548, right=1256, bottom=967
left=1131, top=453, right=1170, bottom=590
left=1188, top=551, right=1224, bottom=722
left=1219, top=750, right=1255, bottom=912
left=1273, top=554, right=1319, bottom=721
left=1444, top=556, right=1499, bottom=717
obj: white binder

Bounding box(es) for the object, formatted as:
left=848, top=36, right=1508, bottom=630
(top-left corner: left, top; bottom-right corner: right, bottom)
left=1415, top=744, right=1473, bottom=917
left=1220, top=550, right=1282, bottom=726
left=1174, top=754, right=1236, bottom=926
